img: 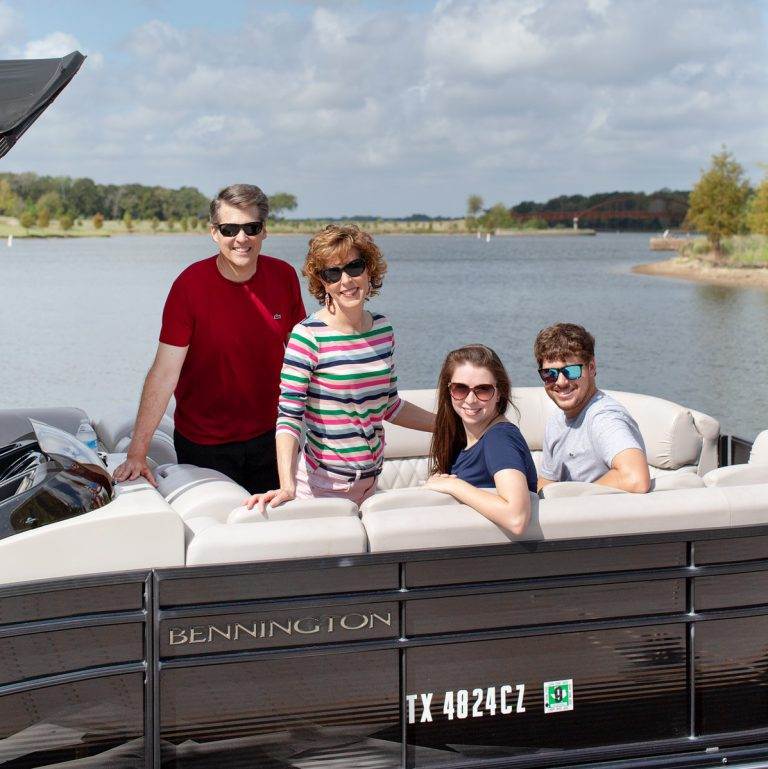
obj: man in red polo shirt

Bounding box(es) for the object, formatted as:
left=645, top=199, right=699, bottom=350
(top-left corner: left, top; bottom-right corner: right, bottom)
left=113, top=184, right=306, bottom=492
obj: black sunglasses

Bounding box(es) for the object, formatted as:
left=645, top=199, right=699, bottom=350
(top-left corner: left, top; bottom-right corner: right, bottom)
left=214, top=221, right=264, bottom=237
left=319, top=257, right=367, bottom=284
left=538, top=364, right=584, bottom=385
left=449, top=382, right=497, bottom=401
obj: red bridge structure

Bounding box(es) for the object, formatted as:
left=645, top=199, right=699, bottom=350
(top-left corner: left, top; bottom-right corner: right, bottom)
left=512, top=193, right=689, bottom=229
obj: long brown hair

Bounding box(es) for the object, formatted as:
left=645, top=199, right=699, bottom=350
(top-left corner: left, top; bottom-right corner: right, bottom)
left=429, top=345, right=514, bottom=474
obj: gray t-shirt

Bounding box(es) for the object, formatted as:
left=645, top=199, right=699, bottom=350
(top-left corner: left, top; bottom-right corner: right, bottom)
left=540, top=391, right=646, bottom=483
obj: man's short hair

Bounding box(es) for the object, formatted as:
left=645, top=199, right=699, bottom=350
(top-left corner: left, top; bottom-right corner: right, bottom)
left=210, top=184, right=269, bottom=223
left=534, top=322, right=595, bottom=366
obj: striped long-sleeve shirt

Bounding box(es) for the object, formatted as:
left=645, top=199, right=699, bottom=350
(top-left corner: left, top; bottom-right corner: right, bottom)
left=276, top=312, right=403, bottom=475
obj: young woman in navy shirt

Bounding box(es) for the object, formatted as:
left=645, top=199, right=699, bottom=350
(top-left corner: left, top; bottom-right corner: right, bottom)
left=425, top=345, right=536, bottom=536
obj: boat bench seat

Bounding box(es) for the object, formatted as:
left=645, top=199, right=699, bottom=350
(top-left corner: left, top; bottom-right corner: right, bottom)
left=94, top=388, right=720, bottom=492
left=362, top=483, right=768, bottom=552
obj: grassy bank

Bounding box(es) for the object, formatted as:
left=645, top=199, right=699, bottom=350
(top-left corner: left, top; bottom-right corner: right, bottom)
left=634, top=235, right=768, bottom=291
left=678, top=234, right=768, bottom=267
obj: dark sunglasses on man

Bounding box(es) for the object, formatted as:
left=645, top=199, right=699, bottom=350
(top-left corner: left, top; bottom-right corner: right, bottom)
left=318, top=257, right=367, bottom=284
left=538, top=364, right=584, bottom=385
left=214, top=221, right=264, bottom=237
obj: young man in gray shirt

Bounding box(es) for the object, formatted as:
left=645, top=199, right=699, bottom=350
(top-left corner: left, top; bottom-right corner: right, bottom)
left=534, top=323, right=650, bottom=494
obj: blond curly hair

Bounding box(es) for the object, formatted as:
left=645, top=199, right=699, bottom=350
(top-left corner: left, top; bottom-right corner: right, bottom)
left=303, top=224, right=387, bottom=304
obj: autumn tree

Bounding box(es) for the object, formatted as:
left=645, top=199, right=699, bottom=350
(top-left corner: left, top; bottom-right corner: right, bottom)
left=92, top=212, right=104, bottom=229
left=60, top=214, right=74, bottom=231
left=123, top=211, right=133, bottom=232
left=685, top=148, right=750, bottom=260
left=37, top=208, right=50, bottom=229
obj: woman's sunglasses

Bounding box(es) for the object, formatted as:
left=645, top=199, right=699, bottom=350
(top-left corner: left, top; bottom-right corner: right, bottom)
left=538, top=364, right=584, bottom=385
left=449, top=382, right=497, bottom=401
left=319, top=257, right=367, bottom=284
left=214, top=221, right=264, bottom=237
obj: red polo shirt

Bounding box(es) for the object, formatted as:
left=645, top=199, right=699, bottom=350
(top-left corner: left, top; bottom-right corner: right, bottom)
left=160, top=254, right=306, bottom=444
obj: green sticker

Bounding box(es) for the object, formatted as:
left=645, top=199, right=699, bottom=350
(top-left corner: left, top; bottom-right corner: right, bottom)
left=543, top=679, right=573, bottom=714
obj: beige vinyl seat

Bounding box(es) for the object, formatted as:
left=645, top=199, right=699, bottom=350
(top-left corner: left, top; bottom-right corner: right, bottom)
left=362, top=483, right=768, bottom=552
left=96, top=389, right=724, bottom=567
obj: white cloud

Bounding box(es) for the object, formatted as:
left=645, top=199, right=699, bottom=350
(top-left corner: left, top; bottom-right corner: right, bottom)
left=2, top=1, right=767, bottom=216
left=24, top=31, right=81, bottom=59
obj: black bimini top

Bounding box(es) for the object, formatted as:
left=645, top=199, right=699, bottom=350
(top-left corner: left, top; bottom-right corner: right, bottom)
left=0, top=50, right=85, bottom=159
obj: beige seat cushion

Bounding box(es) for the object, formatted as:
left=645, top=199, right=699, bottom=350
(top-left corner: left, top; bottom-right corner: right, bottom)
left=704, top=464, right=768, bottom=488
left=228, top=498, right=359, bottom=522
left=361, top=488, right=459, bottom=514
left=187, top=517, right=368, bottom=565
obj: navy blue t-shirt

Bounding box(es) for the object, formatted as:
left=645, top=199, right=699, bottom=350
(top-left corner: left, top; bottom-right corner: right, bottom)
left=450, top=422, right=537, bottom=492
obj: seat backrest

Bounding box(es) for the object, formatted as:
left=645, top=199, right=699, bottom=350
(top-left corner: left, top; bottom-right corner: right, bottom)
left=383, top=388, right=719, bottom=487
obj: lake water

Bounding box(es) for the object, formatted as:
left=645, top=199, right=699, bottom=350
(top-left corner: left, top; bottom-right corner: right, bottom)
left=1, top=232, right=764, bottom=439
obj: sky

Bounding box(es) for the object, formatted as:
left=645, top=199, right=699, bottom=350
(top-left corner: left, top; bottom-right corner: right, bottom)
left=0, top=0, right=766, bottom=217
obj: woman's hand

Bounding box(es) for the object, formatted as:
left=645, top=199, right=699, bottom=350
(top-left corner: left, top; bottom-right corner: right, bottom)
left=424, top=473, right=459, bottom=495
left=244, top=486, right=296, bottom=512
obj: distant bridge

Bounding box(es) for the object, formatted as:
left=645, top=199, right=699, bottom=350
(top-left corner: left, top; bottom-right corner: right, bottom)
left=512, top=193, right=689, bottom=225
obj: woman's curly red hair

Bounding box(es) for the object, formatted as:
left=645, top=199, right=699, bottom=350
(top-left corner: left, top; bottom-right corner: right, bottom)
left=303, top=224, right=387, bottom=304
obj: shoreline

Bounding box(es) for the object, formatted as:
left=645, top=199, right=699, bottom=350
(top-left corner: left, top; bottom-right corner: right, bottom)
left=633, top=256, right=768, bottom=291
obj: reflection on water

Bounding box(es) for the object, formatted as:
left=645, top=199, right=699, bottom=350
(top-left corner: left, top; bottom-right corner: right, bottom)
left=0, top=232, right=764, bottom=439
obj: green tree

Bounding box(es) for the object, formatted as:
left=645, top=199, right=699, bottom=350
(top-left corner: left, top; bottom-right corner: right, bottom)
left=167, top=219, right=176, bottom=231
left=480, top=202, right=513, bottom=231
left=37, top=208, right=50, bottom=229
left=188, top=217, right=198, bottom=230
left=19, top=211, right=35, bottom=231
left=269, top=192, right=297, bottom=219
left=60, top=214, right=74, bottom=231
left=685, top=148, right=750, bottom=259
left=180, top=217, right=189, bottom=232
left=747, top=172, right=768, bottom=236
left=151, top=217, right=160, bottom=232
left=92, top=212, right=104, bottom=230
left=37, top=191, right=62, bottom=218
left=68, top=177, right=103, bottom=217
left=123, top=211, right=133, bottom=232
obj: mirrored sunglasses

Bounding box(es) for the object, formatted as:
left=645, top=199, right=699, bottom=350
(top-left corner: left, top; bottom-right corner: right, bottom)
left=538, top=364, right=584, bottom=385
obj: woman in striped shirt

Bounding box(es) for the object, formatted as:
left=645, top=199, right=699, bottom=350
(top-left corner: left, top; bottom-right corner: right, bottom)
left=246, top=225, right=434, bottom=510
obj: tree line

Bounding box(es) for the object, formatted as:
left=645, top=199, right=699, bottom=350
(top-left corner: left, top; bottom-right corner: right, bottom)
left=0, top=172, right=299, bottom=229
left=466, top=190, right=691, bottom=232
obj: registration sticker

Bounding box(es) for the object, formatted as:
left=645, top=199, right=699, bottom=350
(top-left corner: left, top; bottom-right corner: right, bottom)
left=543, top=679, right=573, bottom=714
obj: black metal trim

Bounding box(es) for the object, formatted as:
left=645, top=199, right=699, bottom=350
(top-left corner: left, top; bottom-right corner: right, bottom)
left=0, top=608, right=146, bottom=638
left=0, top=661, right=145, bottom=696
